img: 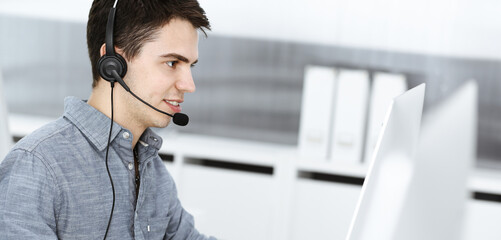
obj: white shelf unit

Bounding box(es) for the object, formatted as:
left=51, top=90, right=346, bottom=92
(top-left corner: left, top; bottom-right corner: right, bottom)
left=7, top=113, right=501, bottom=240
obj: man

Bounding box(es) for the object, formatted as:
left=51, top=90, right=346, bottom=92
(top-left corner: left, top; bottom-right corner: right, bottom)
left=0, top=0, right=215, bottom=239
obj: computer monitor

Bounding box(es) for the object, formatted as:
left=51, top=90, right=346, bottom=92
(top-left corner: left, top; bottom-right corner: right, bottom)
left=0, top=69, right=13, bottom=160
left=391, top=81, right=476, bottom=240
left=345, top=83, right=425, bottom=240
left=346, top=81, right=476, bottom=240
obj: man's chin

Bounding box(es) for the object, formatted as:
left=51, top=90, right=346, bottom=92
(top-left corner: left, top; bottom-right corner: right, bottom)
left=151, top=118, right=171, bottom=129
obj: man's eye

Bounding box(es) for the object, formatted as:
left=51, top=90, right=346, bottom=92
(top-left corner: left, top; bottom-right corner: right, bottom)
left=166, top=61, right=177, bottom=67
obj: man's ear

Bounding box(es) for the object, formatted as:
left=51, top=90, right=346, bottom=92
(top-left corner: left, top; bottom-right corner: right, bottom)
left=99, top=43, right=106, bottom=57
left=100, top=43, right=126, bottom=59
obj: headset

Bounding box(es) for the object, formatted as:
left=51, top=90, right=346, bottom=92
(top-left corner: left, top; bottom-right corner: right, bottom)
left=97, top=0, right=189, bottom=238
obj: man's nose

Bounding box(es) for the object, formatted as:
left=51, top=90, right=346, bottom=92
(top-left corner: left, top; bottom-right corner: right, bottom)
left=176, top=68, right=196, bottom=93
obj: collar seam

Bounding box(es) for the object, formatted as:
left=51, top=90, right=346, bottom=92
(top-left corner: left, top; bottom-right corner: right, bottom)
left=64, top=113, right=119, bottom=152
left=64, top=114, right=104, bottom=149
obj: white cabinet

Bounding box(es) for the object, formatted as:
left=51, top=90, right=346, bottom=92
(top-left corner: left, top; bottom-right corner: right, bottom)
left=463, top=200, right=501, bottom=240
left=177, top=159, right=276, bottom=240
left=289, top=178, right=361, bottom=240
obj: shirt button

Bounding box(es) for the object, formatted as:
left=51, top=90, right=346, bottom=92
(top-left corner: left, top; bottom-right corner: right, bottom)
left=123, top=132, right=130, bottom=139
left=128, top=162, right=133, bottom=170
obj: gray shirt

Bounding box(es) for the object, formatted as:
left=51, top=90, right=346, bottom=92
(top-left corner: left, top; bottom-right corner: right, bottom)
left=0, top=96, right=215, bottom=240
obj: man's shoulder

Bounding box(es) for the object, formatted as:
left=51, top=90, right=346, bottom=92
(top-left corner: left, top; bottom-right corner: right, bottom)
left=2, top=117, right=76, bottom=178
left=12, top=117, right=75, bottom=154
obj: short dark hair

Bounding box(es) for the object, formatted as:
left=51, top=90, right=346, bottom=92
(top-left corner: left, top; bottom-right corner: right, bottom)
left=87, top=0, right=211, bottom=87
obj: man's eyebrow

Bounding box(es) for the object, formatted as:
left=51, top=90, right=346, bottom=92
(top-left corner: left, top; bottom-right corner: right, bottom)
left=159, top=53, right=197, bottom=64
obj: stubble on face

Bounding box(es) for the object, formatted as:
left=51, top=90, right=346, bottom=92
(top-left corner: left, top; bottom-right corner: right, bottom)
left=122, top=81, right=172, bottom=130
left=118, top=18, right=199, bottom=131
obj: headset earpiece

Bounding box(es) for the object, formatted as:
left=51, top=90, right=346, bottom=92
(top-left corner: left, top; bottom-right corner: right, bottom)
left=98, top=2, right=127, bottom=85
left=98, top=54, right=127, bottom=83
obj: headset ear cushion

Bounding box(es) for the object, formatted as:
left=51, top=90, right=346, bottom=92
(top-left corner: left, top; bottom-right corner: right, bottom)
left=115, top=53, right=127, bottom=76
left=98, top=54, right=128, bottom=82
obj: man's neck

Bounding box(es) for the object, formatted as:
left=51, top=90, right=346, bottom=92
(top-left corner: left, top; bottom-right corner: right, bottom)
left=87, top=82, right=145, bottom=149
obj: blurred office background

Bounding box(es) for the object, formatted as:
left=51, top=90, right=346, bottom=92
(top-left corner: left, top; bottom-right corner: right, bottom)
left=1, top=0, right=501, bottom=239
left=1, top=0, right=501, bottom=165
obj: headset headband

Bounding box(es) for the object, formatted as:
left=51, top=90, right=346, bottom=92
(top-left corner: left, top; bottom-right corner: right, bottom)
left=105, top=0, right=119, bottom=56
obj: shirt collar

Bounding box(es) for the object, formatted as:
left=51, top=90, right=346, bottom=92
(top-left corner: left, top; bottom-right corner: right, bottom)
left=138, top=128, right=163, bottom=151
left=63, top=96, right=164, bottom=152
left=63, top=96, right=122, bottom=152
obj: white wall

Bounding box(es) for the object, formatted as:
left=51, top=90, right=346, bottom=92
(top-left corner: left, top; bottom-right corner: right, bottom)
left=0, top=0, right=91, bottom=23
left=200, top=0, right=501, bottom=60
left=1, top=0, right=500, bottom=60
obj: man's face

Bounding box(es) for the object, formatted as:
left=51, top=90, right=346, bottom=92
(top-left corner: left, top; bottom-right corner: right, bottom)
left=121, top=18, right=198, bottom=129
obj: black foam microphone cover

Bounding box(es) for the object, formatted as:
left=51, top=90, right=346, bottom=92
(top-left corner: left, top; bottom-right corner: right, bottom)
left=173, top=113, right=189, bottom=126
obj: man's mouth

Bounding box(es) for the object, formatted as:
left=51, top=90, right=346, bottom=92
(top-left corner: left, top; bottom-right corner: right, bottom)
left=164, top=99, right=182, bottom=113
left=164, top=100, right=180, bottom=106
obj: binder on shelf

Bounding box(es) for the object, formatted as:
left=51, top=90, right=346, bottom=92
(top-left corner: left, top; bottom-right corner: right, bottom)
left=329, top=69, right=369, bottom=165
left=363, top=72, right=407, bottom=165
left=298, top=65, right=337, bottom=160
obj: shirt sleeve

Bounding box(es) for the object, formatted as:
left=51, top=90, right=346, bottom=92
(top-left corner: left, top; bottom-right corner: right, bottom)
left=165, top=174, right=217, bottom=240
left=0, top=149, right=59, bottom=239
